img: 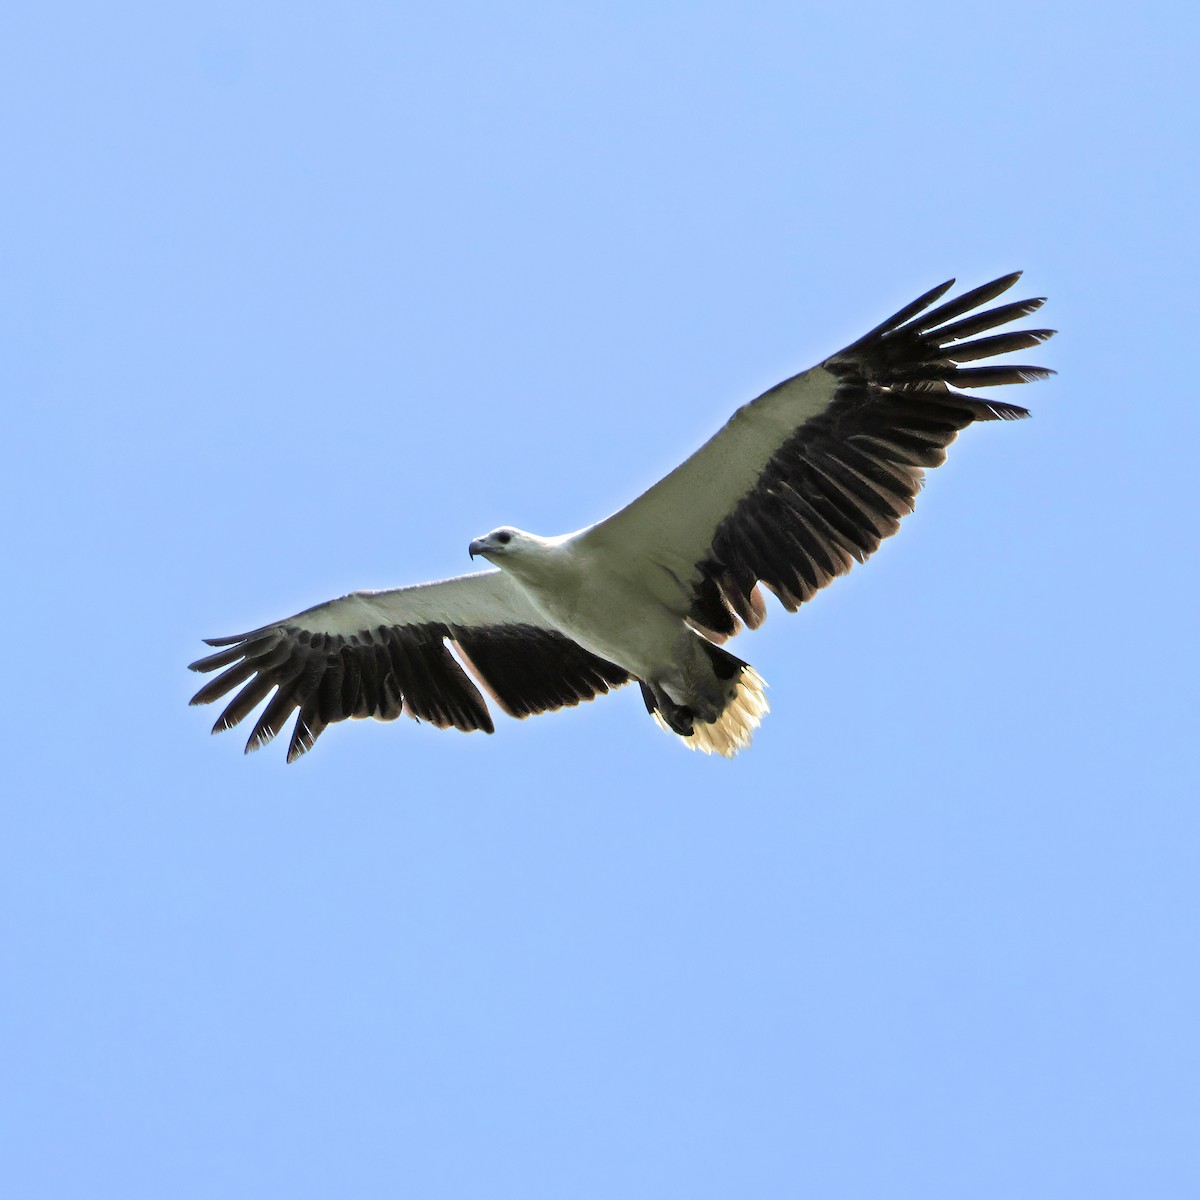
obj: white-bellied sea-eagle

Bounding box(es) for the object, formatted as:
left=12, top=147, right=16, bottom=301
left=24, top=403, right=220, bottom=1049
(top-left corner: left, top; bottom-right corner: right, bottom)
left=190, top=273, right=1054, bottom=760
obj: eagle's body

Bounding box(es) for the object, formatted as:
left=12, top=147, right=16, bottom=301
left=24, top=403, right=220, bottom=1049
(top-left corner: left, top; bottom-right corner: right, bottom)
left=190, top=273, right=1054, bottom=760
left=473, top=528, right=766, bottom=754
left=485, top=532, right=687, bottom=680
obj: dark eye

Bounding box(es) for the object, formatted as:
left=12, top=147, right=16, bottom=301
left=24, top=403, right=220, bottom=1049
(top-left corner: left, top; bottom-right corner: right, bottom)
left=496, top=531, right=512, bottom=545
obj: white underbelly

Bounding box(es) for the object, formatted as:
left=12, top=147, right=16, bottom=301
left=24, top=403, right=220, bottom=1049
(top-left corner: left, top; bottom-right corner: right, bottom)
left=520, top=571, right=683, bottom=679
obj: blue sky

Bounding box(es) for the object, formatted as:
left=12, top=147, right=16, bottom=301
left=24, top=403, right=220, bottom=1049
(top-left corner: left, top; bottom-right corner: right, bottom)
left=3, top=2, right=1198, bottom=1196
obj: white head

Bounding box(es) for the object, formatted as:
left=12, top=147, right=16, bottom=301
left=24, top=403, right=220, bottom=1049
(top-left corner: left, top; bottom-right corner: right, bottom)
left=468, top=526, right=543, bottom=565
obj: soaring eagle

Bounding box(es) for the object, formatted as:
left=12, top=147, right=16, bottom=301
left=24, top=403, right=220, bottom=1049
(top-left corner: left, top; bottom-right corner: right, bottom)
left=190, top=273, right=1054, bottom=760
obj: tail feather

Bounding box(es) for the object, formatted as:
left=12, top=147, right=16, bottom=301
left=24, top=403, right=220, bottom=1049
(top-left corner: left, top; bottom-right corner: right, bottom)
left=650, top=667, right=769, bottom=758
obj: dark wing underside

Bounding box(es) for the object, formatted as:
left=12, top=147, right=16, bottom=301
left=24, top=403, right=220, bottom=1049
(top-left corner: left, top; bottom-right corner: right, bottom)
left=189, top=576, right=630, bottom=761
left=583, top=272, right=1054, bottom=640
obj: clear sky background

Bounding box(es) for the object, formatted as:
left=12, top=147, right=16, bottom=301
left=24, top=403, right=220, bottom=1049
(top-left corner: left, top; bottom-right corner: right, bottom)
left=3, top=3, right=1197, bottom=1196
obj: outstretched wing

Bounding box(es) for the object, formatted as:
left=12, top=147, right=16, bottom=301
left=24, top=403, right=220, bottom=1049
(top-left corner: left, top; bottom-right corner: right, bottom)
left=577, top=272, right=1055, bottom=638
left=189, top=570, right=630, bottom=761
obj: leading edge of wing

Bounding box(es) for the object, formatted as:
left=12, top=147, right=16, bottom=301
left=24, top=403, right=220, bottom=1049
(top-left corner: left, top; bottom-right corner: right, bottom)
left=195, top=569, right=533, bottom=648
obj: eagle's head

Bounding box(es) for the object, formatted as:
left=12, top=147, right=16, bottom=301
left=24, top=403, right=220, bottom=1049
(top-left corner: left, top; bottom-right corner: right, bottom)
left=468, top=526, right=537, bottom=563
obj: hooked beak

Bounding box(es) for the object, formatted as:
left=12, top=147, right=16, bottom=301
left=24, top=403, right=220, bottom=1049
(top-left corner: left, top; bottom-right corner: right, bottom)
left=468, top=537, right=487, bottom=561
